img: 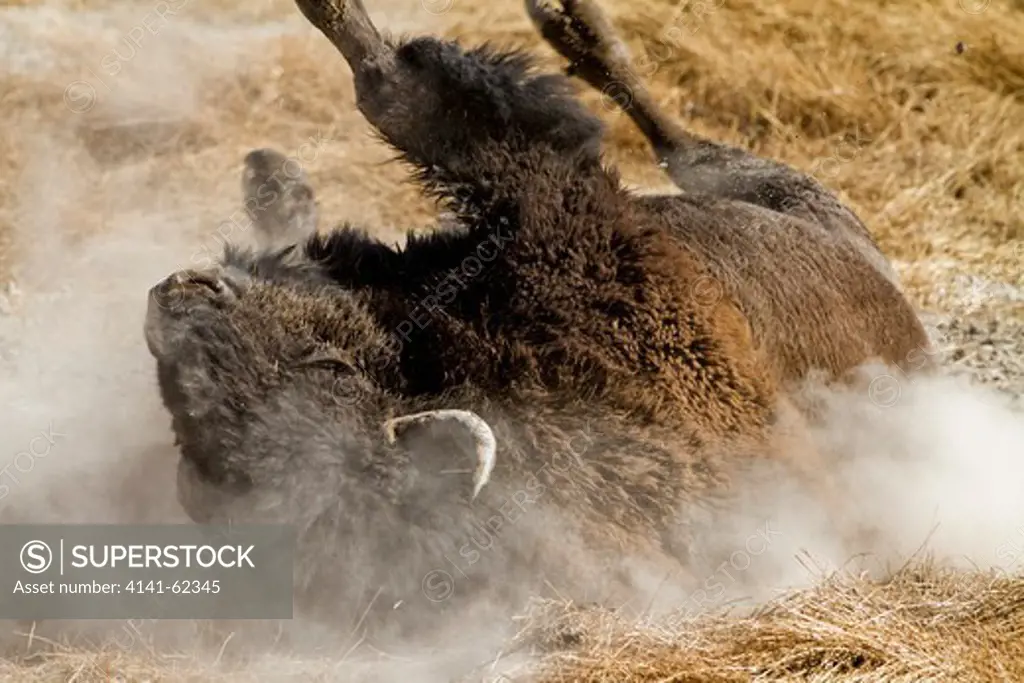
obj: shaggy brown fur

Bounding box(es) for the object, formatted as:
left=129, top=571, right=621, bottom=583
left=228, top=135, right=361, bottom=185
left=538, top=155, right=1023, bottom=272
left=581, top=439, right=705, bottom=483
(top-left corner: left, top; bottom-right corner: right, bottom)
left=524, top=0, right=933, bottom=386
left=144, top=261, right=757, bottom=638
left=242, top=0, right=932, bottom=447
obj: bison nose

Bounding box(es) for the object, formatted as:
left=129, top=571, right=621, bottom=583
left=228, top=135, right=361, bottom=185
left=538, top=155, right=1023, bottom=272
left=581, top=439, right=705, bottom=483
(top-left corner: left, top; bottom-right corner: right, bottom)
left=149, top=269, right=236, bottom=312
left=144, top=269, right=239, bottom=358
left=147, top=270, right=225, bottom=317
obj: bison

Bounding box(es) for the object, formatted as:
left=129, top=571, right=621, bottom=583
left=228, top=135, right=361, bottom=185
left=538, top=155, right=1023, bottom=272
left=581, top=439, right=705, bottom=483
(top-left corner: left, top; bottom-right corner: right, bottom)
left=233, top=0, right=931, bottom=446
left=144, top=0, right=930, bottom=634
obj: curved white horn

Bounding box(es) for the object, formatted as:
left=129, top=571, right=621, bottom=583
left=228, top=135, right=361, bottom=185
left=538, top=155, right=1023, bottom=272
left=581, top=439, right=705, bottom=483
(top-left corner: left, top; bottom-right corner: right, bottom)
left=383, top=409, right=496, bottom=500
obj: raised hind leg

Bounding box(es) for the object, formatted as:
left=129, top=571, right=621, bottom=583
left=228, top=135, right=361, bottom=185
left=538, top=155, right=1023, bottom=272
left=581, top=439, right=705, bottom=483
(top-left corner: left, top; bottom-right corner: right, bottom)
left=525, top=0, right=872, bottom=236
left=294, top=0, right=607, bottom=225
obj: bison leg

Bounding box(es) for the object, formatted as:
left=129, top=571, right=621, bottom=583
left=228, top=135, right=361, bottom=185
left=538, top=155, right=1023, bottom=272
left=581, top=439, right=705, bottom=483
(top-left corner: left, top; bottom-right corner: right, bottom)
left=241, top=148, right=320, bottom=252
left=526, top=0, right=862, bottom=228
left=294, top=0, right=604, bottom=215
left=525, top=0, right=683, bottom=158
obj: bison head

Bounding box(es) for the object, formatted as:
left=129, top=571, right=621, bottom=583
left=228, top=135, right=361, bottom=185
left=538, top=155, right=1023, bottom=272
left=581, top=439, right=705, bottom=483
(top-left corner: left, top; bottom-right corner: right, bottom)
left=143, top=259, right=495, bottom=525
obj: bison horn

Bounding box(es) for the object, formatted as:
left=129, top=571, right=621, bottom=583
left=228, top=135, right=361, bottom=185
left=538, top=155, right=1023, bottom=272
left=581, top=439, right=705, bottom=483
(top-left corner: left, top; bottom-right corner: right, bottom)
left=382, top=409, right=497, bottom=501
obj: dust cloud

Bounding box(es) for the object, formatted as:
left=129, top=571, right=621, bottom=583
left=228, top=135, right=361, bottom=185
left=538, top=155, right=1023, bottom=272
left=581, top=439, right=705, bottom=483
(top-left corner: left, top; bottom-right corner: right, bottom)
left=1, top=2, right=1023, bottom=681
left=0, top=6, right=551, bottom=678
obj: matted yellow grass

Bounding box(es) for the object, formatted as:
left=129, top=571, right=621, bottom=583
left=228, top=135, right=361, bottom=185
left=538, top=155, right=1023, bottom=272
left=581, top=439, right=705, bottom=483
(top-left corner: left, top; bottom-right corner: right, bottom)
left=3, top=561, right=1024, bottom=681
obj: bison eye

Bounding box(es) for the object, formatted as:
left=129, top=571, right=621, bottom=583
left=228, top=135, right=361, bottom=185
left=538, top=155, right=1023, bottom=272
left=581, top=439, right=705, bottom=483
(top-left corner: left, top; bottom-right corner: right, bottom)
left=291, top=348, right=360, bottom=375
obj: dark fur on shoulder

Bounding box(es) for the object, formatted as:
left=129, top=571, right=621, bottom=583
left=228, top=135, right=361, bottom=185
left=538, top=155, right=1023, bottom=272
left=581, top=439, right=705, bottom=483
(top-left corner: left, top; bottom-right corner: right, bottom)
left=246, top=0, right=930, bottom=443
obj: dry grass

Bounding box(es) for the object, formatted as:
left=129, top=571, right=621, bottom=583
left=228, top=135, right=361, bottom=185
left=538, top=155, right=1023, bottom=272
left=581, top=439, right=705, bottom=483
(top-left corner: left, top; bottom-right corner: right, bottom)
left=2, top=0, right=1023, bottom=679
left=4, top=560, right=1024, bottom=681
left=513, top=559, right=1024, bottom=682
left=443, top=0, right=1024, bottom=319
left=2, top=0, right=1022, bottom=313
